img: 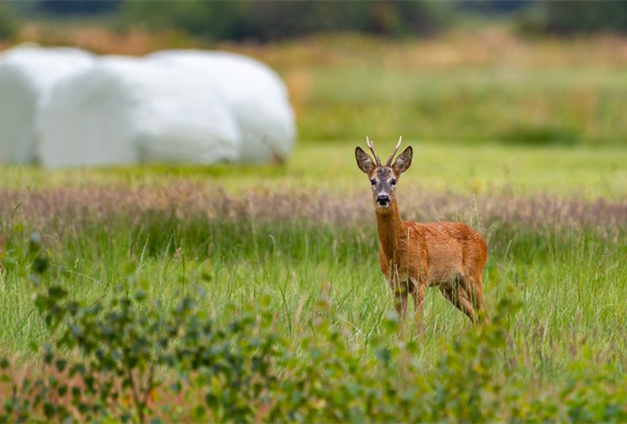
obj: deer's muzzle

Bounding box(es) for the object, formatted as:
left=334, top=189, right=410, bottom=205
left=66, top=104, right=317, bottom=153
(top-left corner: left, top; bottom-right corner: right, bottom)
left=376, top=194, right=390, bottom=208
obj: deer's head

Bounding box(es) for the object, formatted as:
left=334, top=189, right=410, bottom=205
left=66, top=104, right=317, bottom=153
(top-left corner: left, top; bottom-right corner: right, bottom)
left=355, top=137, right=413, bottom=210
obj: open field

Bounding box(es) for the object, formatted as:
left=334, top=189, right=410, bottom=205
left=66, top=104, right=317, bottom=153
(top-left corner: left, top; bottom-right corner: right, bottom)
left=2, top=142, right=627, bottom=199
left=1, top=29, right=627, bottom=421
left=1, top=141, right=627, bottom=421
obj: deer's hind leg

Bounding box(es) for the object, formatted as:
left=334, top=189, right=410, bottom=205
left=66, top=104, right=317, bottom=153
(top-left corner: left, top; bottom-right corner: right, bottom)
left=467, top=275, right=489, bottom=323
left=439, top=280, right=477, bottom=324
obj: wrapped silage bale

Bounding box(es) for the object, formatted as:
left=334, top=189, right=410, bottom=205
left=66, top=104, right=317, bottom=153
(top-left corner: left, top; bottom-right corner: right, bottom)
left=37, top=56, right=240, bottom=168
left=147, top=50, right=296, bottom=163
left=0, top=44, right=94, bottom=164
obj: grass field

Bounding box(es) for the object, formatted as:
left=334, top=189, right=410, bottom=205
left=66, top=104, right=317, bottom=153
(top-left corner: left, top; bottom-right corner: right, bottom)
left=1, top=28, right=627, bottom=422
left=3, top=142, right=627, bottom=198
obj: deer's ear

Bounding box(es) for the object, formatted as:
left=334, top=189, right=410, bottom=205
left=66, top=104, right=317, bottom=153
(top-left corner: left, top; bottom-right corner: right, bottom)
left=392, top=146, right=413, bottom=174
left=355, top=147, right=375, bottom=174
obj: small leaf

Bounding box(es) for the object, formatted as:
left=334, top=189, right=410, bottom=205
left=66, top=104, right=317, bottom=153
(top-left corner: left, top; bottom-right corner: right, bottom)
left=375, top=347, right=392, bottom=364
left=58, top=385, right=68, bottom=397
left=56, top=358, right=68, bottom=372
left=193, top=404, right=207, bottom=420
left=134, top=289, right=147, bottom=302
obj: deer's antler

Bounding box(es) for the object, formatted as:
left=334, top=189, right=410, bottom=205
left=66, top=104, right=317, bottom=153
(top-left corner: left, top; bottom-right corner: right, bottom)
left=385, top=136, right=403, bottom=166
left=366, top=137, right=382, bottom=166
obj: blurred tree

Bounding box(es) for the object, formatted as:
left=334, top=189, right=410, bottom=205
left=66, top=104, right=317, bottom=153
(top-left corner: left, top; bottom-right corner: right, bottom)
left=457, top=0, right=536, bottom=16
left=123, top=1, right=250, bottom=40
left=0, top=3, right=19, bottom=40
left=242, top=2, right=372, bottom=40
left=122, top=0, right=450, bottom=42
left=543, top=1, right=627, bottom=35
left=367, top=1, right=448, bottom=36
left=36, top=0, right=121, bottom=15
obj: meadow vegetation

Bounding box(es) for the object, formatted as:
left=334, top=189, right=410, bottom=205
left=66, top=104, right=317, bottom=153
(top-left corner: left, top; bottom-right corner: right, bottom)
left=1, top=27, right=627, bottom=422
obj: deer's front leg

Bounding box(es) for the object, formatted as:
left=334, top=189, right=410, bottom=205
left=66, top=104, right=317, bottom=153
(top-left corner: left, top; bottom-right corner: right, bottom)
left=410, top=277, right=426, bottom=332
left=391, top=279, right=410, bottom=319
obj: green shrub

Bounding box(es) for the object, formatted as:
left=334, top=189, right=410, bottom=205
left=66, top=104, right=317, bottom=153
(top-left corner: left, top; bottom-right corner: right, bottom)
left=497, top=124, right=581, bottom=147
left=1, top=283, right=283, bottom=423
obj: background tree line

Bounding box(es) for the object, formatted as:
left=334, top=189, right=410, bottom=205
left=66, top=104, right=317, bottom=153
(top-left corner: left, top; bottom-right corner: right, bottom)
left=1, top=1, right=627, bottom=42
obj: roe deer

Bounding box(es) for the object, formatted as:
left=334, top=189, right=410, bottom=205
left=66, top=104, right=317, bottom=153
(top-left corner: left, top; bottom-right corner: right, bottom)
left=355, top=137, right=489, bottom=326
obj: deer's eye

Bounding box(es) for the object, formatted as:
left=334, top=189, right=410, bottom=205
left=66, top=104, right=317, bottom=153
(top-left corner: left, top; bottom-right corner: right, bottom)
left=390, top=179, right=397, bottom=186
left=370, top=179, right=376, bottom=186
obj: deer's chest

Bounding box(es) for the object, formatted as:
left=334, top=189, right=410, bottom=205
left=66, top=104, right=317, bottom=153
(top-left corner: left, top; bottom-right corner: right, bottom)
left=378, top=231, right=427, bottom=281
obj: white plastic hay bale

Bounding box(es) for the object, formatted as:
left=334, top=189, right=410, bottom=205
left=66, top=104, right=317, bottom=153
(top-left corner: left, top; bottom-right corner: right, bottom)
left=147, top=50, right=296, bottom=163
left=36, top=56, right=240, bottom=168
left=0, top=44, right=94, bottom=164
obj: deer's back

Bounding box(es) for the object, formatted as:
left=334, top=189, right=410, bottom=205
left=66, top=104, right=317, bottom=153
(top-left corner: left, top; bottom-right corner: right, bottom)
left=403, top=221, right=487, bottom=286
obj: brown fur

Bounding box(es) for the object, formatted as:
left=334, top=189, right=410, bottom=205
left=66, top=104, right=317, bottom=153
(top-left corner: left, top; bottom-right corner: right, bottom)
left=356, top=139, right=489, bottom=327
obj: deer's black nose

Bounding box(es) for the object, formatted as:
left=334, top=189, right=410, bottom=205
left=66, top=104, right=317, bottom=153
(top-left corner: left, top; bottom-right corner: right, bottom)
left=376, top=195, right=390, bottom=206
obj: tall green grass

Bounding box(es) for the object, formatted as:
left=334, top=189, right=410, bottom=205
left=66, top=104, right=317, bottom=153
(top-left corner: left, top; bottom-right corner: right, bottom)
left=1, top=184, right=625, bottom=366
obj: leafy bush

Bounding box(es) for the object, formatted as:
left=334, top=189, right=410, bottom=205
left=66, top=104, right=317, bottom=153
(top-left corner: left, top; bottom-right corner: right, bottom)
left=497, top=124, right=580, bottom=146
left=1, top=282, right=282, bottom=423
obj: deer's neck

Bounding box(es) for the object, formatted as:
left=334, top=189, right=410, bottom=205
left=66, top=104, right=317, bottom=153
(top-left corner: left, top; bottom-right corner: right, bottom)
left=375, top=200, right=403, bottom=260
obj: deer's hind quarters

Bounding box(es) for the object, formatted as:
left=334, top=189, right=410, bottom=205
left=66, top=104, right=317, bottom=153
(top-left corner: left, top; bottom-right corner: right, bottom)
left=356, top=136, right=489, bottom=325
